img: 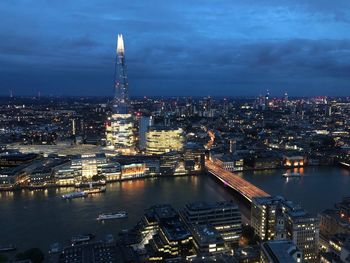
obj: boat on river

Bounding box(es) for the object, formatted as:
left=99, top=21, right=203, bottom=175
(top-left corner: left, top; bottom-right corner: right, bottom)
left=61, top=191, right=88, bottom=200
left=97, top=211, right=128, bottom=221
left=0, top=244, right=16, bottom=252
left=282, top=172, right=301, bottom=178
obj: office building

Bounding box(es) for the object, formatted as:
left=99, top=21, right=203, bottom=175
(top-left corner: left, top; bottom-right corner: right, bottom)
left=191, top=224, right=226, bottom=255
left=141, top=204, right=193, bottom=261
left=282, top=201, right=319, bottom=263
left=251, top=196, right=319, bottom=263
left=181, top=201, right=242, bottom=245
left=251, top=196, right=284, bottom=241
left=146, top=126, right=185, bottom=155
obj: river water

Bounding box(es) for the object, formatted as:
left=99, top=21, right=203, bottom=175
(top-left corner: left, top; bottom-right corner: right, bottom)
left=1, top=166, right=349, bottom=253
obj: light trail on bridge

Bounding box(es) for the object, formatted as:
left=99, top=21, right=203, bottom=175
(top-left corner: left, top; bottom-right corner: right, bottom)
left=205, top=160, right=269, bottom=202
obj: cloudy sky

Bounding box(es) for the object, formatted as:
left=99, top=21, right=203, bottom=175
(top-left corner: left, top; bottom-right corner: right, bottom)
left=1, top=0, right=350, bottom=97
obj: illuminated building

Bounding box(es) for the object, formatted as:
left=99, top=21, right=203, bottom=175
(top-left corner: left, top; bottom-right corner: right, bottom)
left=251, top=196, right=283, bottom=241
left=54, top=154, right=121, bottom=185
left=140, top=204, right=193, bottom=261
left=121, top=163, right=146, bottom=180
left=321, top=234, right=350, bottom=263
left=283, top=156, right=305, bottom=167
left=282, top=202, right=319, bottom=263
left=138, top=116, right=153, bottom=151
left=320, top=197, right=350, bottom=238
left=183, top=144, right=205, bottom=172
left=146, top=126, right=185, bottom=155
left=229, top=139, right=236, bottom=153
left=181, top=201, right=242, bottom=245
left=265, top=90, right=270, bottom=109
left=160, top=152, right=187, bottom=176
left=252, top=196, right=319, bottom=263
left=191, top=224, right=226, bottom=254
left=106, top=113, right=135, bottom=153
left=212, top=154, right=244, bottom=172
left=260, top=240, right=302, bottom=263
left=106, top=34, right=136, bottom=154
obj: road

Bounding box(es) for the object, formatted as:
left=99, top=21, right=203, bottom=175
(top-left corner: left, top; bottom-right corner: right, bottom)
left=205, top=160, right=269, bottom=202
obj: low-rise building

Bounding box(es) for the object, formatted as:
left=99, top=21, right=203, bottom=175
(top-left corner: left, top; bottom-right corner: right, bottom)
left=260, top=240, right=303, bottom=263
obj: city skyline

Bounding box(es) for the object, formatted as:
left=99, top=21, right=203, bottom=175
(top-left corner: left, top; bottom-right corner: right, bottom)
left=1, top=0, right=350, bottom=97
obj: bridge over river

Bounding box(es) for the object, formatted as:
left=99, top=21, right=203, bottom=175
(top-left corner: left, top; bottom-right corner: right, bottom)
left=205, top=160, right=270, bottom=202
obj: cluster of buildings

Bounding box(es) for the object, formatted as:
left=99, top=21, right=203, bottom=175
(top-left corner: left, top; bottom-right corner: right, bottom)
left=52, top=199, right=322, bottom=263
left=0, top=149, right=205, bottom=190
left=1, top=35, right=350, bottom=263
left=251, top=196, right=319, bottom=262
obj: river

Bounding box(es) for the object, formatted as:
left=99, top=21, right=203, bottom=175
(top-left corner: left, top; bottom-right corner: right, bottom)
left=1, top=166, right=349, bottom=254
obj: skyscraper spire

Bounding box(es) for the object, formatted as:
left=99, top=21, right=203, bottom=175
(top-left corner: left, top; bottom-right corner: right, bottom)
left=117, top=34, right=124, bottom=55
left=113, top=34, right=129, bottom=114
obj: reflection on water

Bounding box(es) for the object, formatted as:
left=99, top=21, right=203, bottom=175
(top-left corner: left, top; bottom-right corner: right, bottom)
left=0, top=175, right=235, bottom=252
left=0, top=168, right=349, bottom=253
left=241, top=166, right=350, bottom=214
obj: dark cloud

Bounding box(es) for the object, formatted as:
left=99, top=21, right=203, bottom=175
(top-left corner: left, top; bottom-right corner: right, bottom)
left=0, top=0, right=350, bottom=96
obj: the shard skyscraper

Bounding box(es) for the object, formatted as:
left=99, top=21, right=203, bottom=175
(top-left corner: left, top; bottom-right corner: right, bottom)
left=113, top=34, right=129, bottom=114
left=106, top=34, right=135, bottom=154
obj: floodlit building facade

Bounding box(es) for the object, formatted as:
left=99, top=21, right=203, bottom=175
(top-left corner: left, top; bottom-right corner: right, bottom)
left=146, top=126, right=185, bottom=155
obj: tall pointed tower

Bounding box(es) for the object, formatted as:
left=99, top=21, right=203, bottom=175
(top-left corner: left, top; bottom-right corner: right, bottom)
left=113, top=34, right=129, bottom=114
left=106, top=35, right=135, bottom=154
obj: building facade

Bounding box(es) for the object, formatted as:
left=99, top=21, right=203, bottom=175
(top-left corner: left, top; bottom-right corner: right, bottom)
left=181, top=201, right=242, bottom=245
left=146, top=126, right=185, bottom=155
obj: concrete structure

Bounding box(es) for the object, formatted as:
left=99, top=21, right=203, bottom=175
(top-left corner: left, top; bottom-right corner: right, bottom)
left=205, top=159, right=269, bottom=202
left=260, top=240, right=302, bottom=263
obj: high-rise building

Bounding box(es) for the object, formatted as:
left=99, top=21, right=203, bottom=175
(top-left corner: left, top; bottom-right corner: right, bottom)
left=139, top=116, right=153, bottom=151
left=251, top=196, right=319, bottom=263
left=251, top=196, right=283, bottom=241
left=106, top=35, right=136, bottom=154
left=284, top=92, right=289, bottom=106
left=282, top=201, right=319, bottom=263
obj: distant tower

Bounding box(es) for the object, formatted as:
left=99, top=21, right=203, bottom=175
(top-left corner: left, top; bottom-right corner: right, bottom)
left=72, top=119, right=76, bottom=136
left=106, top=34, right=135, bottom=154
left=284, top=92, right=288, bottom=106
left=229, top=139, right=237, bottom=154
left=265, top=90, right=270, bottom=108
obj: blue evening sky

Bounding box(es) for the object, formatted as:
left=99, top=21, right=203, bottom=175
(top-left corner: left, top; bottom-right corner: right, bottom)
left=0, top=0, right=350, bottom=97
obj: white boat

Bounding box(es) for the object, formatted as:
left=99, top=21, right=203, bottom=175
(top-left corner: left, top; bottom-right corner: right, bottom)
left=97, top=211, right=128, bottom=221
left=70, top=234, right=95, bottom=244
left=0, top=244, right=16, bottom=252
left=83, top=186, right=106, bottom=194
left=61, top=191, right=88, bottom=200
left=282, top=172, right=301, bottom=178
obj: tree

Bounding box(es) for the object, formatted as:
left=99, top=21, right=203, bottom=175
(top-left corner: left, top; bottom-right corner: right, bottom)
left=240, top=225, right=260, bottom=246
left=16, top=248, right=44, bottom=263
left=91, top=174, right=106, bottom=182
